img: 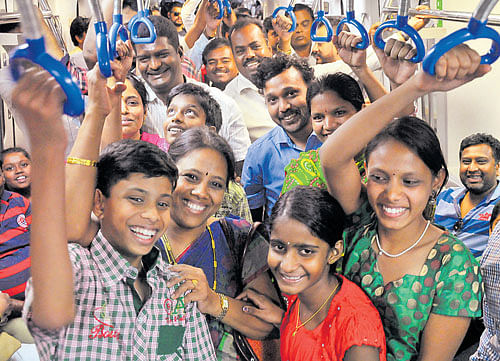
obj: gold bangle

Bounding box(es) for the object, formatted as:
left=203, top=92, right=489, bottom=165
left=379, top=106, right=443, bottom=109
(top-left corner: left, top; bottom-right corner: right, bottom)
left=66, top=157, right=97, bottom=167
left=215, top=293, right=229, bottom=321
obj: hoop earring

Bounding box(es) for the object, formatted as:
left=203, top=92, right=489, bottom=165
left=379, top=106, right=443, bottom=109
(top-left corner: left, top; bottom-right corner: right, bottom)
left=423, top=190, right=438, bottom=220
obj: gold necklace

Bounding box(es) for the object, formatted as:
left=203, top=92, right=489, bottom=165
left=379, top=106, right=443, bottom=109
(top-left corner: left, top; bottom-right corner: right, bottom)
left=161, top=225, right=217, bottom=291
left=292, top=281, right=340, bottom=336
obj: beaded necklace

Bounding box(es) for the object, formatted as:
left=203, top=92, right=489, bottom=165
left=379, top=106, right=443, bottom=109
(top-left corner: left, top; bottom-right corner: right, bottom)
left=161, top=225, right=218, bottom=291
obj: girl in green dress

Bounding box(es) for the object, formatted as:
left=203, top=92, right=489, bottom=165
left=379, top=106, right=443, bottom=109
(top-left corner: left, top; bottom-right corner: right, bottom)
left=320, top=44, right=490, bottom=361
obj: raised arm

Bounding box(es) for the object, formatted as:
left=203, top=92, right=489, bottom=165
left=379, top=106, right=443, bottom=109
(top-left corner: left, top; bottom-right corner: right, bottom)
left=12, top=67, right=73, bottom=329
left=320, top=44, right=490, bottom=214
left=335, top=31, right=387, bottom=103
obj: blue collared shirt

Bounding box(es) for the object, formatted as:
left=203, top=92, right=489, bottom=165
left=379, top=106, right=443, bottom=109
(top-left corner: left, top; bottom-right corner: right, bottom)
left=434, top=181, right=500, bottom=258
left=471, top=225, right=500, bottom=361
left=241, top=126, right=322, bottom=217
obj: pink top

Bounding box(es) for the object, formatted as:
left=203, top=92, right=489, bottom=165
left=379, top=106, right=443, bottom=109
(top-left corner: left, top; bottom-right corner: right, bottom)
left=140, top=132, right=168, bottom=152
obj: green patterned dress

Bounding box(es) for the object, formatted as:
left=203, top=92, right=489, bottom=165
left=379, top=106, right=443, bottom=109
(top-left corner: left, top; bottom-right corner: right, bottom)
left=343, top=201, right=483, bottom=361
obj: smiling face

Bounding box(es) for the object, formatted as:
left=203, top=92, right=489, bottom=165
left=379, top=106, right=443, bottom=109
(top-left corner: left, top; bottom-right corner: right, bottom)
left=1, top=152, right=31, bottom=190
left=264, top=66, right=311, bottom=137
left=231, top=24, right=272, bottom=82
left=135, top=37, right=183, bottom=97
left=205, top=45, right=239, bottom=88
left=171, top=148, right=228, bottom=231
left=460, top=144, right=499, bottom=197
left=95, top=173, right=173, bottom=268
left=168, top=6, right=183, bottom=28
left=268, top=216, right=339, bottom=296
left=366, top=139, right=443, bottom=234
left=164, top=94, right=207, bottom=144
left=121, top=79, right=146, bottom=140
left=310, top=90, right=359, bottom=143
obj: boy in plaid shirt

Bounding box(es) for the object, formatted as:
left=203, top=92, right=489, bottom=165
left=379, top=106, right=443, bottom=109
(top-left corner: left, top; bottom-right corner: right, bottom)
left=12, top=63, right=216, bottom=361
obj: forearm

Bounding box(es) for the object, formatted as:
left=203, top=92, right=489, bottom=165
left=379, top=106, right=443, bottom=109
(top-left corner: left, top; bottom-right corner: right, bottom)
left=184, top=5, right=206, bottom=49
left=352, top=65, right=388, bottom=103
left=321, top=75, right=424, bottom=170
left=31, top=142, right=75, bottom=329
left=65, top=110, right=106, bottom=242
left=100, top=93, right=123, bottom=150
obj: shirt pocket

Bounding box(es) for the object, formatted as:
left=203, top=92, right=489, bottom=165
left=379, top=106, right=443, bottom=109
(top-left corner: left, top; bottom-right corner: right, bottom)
left=157, top=325, right=186, bottom=355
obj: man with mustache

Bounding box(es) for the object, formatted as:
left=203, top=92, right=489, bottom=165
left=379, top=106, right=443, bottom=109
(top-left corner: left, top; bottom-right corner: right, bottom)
left=241, top=54, right=321, bottom=221
left=435, top=133, right=500, bottom=258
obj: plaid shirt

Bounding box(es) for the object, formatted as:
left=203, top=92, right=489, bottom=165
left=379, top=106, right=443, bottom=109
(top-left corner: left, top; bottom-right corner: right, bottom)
left=182, top=55, right=201, bottom=82
left=471, top=226, right=500, bottom=360
left=25, top=231, right=216, bottom=361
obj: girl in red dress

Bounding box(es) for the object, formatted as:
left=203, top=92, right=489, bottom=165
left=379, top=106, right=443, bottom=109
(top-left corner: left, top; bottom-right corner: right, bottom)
left=239, top=186, right=387, bottom=361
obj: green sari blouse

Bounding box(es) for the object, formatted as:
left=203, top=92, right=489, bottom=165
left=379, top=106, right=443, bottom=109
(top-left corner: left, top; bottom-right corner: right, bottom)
left=343, top=201, right=483, bottom=361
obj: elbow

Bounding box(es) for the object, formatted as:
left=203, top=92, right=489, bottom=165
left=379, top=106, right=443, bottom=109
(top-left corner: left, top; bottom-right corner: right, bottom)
left=32, top=305, right=75, bottom=330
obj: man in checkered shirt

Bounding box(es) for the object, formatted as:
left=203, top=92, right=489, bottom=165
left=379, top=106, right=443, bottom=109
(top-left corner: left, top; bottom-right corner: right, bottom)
left=13, top=66, right=216, bottom=361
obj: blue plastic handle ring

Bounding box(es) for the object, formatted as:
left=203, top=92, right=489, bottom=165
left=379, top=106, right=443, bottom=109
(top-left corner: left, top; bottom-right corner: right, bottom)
left=10, top=37, right=85, bottom=116
left=129, top=11, right=157, bottom=44
left=94, top=21, right=112, bottom=77
left=109, top=14, right=129, bottom=59
left=272, top=6, right=297, bottom=33
left=311, top=11, right=333, bottom=42
left=374, top=15, right=425, bottom=63
left=211, top=0, right=232, bottom=19
left=423, top=18, right=500, bottom=75
left=336, top=11, right=369, bottom=49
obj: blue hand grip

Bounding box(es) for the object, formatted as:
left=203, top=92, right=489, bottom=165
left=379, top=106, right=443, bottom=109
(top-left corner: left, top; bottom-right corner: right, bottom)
left=423, top=18, right=500, bottom=75
left=109, top=14, right=129, bottom=59
left=128, top=11, right=157, bottom=44
left=310, top=11, right=333, bottom=42
left=212, top=0, right=232, bottom=19
left=94, top=21, right=112, bottom=77
left=336, top=11, right=369, bottom=49
left=10, top=37, right=84, bottom=116
left=374, top=15, right=425, bottom=62
left=272, top=6, right=297, bottom=32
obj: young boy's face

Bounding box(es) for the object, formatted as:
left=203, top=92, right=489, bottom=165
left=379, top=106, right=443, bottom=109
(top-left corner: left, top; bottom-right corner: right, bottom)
left=95, top=173, right=173, bottom=267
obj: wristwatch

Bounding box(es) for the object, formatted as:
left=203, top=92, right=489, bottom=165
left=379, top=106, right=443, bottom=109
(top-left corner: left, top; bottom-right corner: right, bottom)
left=215, top=293, right=229, bottom=321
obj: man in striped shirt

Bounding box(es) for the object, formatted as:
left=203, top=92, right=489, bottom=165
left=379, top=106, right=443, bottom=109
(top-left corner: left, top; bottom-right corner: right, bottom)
left=435, top=133, right=500, bottom=259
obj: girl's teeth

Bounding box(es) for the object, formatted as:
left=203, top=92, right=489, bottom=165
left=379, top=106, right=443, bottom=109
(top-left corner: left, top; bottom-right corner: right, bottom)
left=187, top=202, right=205, bottom=211
left=131, top=226, right=155, bottom=240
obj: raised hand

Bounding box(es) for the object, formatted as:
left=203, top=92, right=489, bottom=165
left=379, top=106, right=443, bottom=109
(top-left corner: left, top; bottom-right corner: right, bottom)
left=335, top=31, right=367, bottom=70
left=374, top=37, right=418, bottom=86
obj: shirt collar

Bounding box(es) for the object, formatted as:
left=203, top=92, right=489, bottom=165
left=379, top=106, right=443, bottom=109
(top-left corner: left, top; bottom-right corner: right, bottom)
left=234, top=73, right=258, bottom=94
left=91, top=231, right=165, bottom=289
left=274, top=126, right=319, bottom=148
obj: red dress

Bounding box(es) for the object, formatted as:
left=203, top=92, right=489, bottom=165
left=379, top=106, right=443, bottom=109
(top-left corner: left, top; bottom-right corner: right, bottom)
left=280, top=275, right=387, bottom=361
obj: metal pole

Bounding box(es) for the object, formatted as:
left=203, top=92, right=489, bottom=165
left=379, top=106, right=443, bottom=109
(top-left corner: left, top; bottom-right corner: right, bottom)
left=382, top=6, right=500, bottom=26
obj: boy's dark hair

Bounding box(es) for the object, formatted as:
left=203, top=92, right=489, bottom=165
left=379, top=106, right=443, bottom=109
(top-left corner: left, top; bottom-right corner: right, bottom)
left=136, top=16, right=179, bottom=51
left=126, top=72, right=149, bottom=107
left=97, top=140, right=178, bottom=197
left=202, top=38, right=231, bottom=66
left=123, top=0, right=138, bottom=11
left=307, top=73, right=364, bottom=113
left=269, top=186, right=346, bottom=251
left=166, top=83, right=223, bottom=132
left=263, top=16, right=274, bottom=33
left=293, top=3, right=314, bottom=19
left=168, top=127, right=235, bottom=185
left=459, top=133, right=500, bottom=163
left=1, top=147, right=30, bottom=168
left=366, top=116, right=449, bottom=193
left=70, top=16, right=90, bottom=47
left=228, top=17, right=266, bottom=46
left=491, top=202, right=500, bottom=231
left=254, top=53, right=314, bottom=90
left=235, top=7, right=252, bottom=18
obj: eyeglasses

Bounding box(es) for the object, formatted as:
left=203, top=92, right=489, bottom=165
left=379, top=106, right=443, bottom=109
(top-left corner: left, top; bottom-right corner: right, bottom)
left=453, top=218, right=463, bottom=232
left=171, top=12, right=180, bottom=16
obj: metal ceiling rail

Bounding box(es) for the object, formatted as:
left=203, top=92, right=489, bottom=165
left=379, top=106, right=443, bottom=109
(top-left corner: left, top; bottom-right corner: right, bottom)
left=382, top=5, right=500, bottom=27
